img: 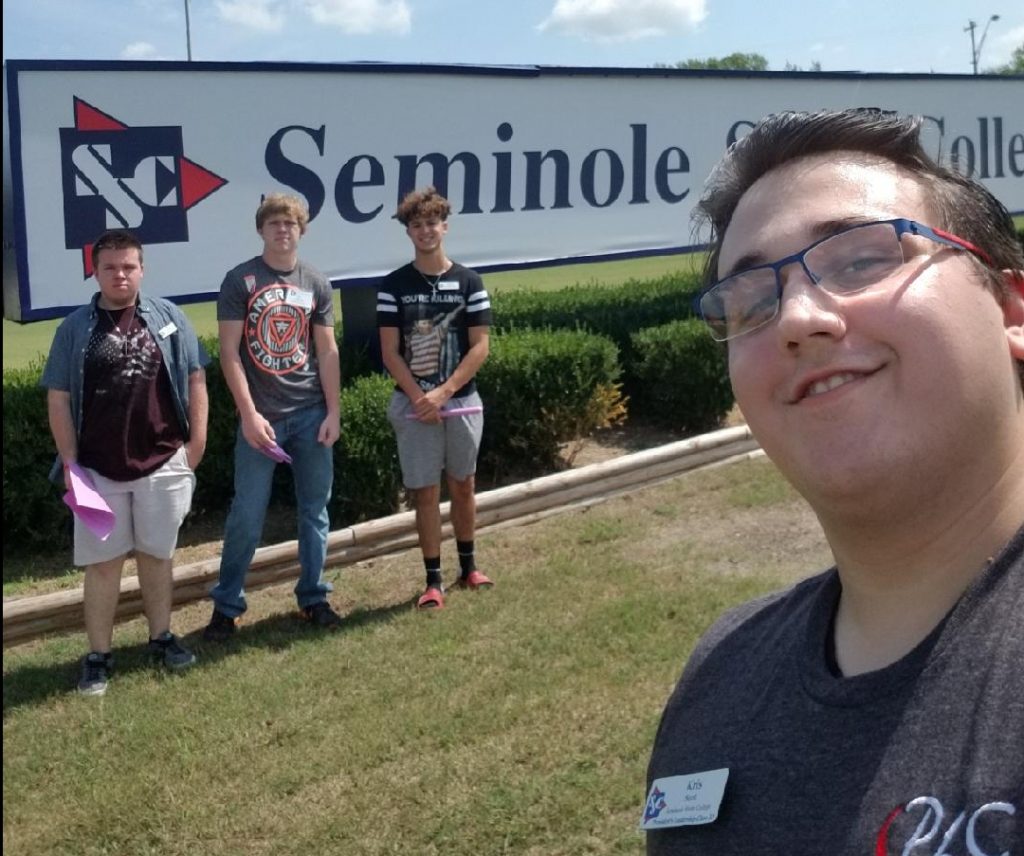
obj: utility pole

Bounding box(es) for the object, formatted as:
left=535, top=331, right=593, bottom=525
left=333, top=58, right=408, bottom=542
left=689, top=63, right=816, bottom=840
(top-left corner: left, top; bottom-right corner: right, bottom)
left=185, top=0, right=193, bottom=61
left=965, top=14, right=1000, bottom=75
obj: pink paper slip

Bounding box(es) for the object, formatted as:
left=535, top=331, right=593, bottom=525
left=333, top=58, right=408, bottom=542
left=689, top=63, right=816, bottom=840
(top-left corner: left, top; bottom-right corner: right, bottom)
left=406, top=405, right=484, bottom=420
left=258, top=443, right=293, bottom=464
left=441, top=406, right=483, bottom=417
left=62, top=463, right=116, bottom=541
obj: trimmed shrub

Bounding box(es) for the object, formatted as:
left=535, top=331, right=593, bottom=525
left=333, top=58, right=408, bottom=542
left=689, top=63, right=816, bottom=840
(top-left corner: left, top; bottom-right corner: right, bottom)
left=191, top=335, right=244, bottom=516
left=333, top=373, right=402, bottom=525
left=492, top=270, right=702, bottom=363
left=3, top=284, right=729, bottom=559
left=477, top=328, right=624, bottom=481
left=629, top=318, right=733, bottom=433
left=2, top=360, right=70, bottom=558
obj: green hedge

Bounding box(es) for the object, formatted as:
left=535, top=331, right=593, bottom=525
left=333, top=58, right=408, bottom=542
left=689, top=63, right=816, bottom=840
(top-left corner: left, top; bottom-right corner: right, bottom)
left=3, top=272, right=727, bottom=561
left=3, top=327, right=627, bottom=558
left=191, top=335, right=245, bottom=516
left=1, top=360, right=71, bottom=552
left=492, top=270, right=702, bottom=360
left=491, top=270, right=704, bottom=411
left=629, top=319, right=734, bottom=432
left=333, top=373, right=402, bottom=525
left=477, top=328, right=624, bottom=481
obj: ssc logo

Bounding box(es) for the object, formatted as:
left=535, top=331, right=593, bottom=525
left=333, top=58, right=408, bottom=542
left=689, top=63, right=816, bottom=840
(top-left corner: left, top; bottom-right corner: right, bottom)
left=60, top=97, right=228, bottom=278
left=644, top=787, right=667, bottom=823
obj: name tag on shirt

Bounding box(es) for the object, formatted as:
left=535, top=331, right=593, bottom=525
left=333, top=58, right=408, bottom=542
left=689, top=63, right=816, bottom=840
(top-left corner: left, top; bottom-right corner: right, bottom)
left=286, top=290, right=314, bottom=310
left=640, top=768, right=729, bottom=831
left=437, top=280, right=459, bottom=291
left=157, top=322, right=178, bottom=339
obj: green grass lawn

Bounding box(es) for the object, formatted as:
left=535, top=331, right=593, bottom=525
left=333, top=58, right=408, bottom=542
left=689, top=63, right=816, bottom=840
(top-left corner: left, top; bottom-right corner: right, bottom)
left=2, top=252, right=702, bottom=372
left=2, top=457, right=831, bottom=856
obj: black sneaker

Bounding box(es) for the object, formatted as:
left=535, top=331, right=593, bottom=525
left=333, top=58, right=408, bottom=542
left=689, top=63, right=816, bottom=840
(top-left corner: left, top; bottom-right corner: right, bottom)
left=148, top=631, right=196, bottom=671
left=300, top=601, right=343, bottom=629
left=203, top=609, right=238, bottom=642
left=77, top=652, right=113, bottom=696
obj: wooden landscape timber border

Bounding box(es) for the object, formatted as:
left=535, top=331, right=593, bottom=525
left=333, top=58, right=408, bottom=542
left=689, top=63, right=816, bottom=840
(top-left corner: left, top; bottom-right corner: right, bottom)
left=3, top=426, right=761, bottom=647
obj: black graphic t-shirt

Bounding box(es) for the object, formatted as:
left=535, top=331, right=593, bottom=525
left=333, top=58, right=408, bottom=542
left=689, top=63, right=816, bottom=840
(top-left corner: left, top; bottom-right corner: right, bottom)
left=217, top=256, right=334, bottom=420
left=645, top=525, right=1024, bottom=855
left=78, top=306, right=183, bottom=480
left=376, top=262, right=492, bottom=397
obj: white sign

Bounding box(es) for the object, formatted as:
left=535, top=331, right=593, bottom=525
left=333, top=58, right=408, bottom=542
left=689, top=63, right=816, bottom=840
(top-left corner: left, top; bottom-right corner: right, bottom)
left=3, top=60, right=1022, bottom=320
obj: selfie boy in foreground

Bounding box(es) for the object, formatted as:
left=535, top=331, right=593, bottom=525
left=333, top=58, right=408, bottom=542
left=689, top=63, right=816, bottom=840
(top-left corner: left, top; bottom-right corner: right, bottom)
left=645, top=109, right=1023, bottom=854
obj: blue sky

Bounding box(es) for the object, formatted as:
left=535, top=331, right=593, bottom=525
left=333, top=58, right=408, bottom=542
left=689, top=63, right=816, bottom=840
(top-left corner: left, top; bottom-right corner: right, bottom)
left=3, top=0, right=1022, bottom=73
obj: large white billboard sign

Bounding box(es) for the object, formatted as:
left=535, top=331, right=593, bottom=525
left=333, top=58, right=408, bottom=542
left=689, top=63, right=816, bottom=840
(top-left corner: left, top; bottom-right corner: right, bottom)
left=3, top=60, right=1022, bottom=321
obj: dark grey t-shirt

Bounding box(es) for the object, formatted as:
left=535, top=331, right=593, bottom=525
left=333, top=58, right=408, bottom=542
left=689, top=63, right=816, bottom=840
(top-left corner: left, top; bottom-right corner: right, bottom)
left=646, top=525, right=1023, bottom=855
left=217, top=256, right=334, bottom=421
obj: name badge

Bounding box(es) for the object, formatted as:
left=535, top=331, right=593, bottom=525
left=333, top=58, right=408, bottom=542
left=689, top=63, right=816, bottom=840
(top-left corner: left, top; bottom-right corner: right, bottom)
left=158, top=322, right=178, bottom=339
left=437, top=280, right=459, bottom=291
left=286, top=290, right=314, bottom=310
left=640, top=768, right=729, bottom=831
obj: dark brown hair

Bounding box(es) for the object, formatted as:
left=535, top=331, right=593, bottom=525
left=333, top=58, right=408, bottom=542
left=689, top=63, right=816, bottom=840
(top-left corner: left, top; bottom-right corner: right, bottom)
left=696, top=108, right=1023, bottom=302
left=91, top=230, right=143, bottom=270
left=395, top=186, right=451, bottom=225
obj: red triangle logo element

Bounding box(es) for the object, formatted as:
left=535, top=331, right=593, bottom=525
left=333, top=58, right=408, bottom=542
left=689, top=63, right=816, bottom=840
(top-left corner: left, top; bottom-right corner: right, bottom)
left=268, top=313, right=299, bottom=347
left=179, top=157, right=228, bottom=209
left=74, top=98, right=127, bottom=132
left=82, top=244, right=95, bottom=278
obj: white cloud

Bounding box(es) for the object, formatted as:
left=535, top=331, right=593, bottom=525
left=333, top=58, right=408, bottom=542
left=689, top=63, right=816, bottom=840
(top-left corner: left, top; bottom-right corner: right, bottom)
left=302, top=0, right=411, bottom=35
left=215, top=0, right=286, bottom=33
left=538, top=0, right=707, bottom=42
left=121, top=41, right=161, bottom=60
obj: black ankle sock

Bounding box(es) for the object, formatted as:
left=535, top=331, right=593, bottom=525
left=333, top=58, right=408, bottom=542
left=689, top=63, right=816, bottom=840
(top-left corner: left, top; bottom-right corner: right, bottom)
left=456, top=540, right=476, bottom=577
left=424, top=557, right=442, bottom=589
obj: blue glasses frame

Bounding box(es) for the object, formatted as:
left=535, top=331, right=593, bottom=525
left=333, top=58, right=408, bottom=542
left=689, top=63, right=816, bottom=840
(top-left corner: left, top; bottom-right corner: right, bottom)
left=693, top=218, right=992, bottom=341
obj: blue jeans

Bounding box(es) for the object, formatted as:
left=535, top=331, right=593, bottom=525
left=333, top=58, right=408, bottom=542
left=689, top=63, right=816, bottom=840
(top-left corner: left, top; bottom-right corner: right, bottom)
left=210, top=404, right=334, bottom=617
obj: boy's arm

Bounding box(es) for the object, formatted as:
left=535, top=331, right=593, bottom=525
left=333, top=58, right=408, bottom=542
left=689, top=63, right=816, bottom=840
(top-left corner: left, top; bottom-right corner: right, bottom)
left=218, top=319, right=276, bottom=449
left=47, top=389, right=77, bottom=490
left=312, top=323, right=340, bottom=446
left=185, top=368, right=209, bottom=469
left=431, top=325, right=489, bottom=406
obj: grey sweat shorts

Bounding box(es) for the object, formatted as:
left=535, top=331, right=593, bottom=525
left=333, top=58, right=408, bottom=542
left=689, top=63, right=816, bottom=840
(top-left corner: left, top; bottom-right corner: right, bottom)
left=387, top=390, right=484, bottom=489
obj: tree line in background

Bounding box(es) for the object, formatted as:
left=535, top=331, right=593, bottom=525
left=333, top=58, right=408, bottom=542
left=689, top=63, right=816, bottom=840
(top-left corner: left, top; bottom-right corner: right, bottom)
left=655, top=46, right=1024, bottom=74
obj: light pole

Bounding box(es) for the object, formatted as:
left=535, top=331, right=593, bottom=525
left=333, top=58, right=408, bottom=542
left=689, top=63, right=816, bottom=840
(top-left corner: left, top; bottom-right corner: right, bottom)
left=184, top=0, right=193, bottom=61
left=964, top=14, right=999, bottom=75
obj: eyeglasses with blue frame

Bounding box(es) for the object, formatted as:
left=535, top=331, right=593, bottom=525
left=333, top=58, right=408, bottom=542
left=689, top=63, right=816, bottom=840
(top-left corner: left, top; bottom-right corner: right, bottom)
left=693, top=218, right=992, bottom=342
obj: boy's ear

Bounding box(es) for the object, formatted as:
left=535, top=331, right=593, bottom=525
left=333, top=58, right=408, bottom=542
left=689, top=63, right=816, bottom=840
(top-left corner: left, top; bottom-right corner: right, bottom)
left=1002, top=270, right=1024, bottom=362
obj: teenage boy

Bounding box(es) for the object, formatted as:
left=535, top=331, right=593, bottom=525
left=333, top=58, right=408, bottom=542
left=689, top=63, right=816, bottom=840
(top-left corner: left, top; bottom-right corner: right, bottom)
left=42, top=229, right=208, bottom=695
left=645, top=109, right=1024, bottom=853
left=204, top=193, right=342, bottom=640
left=377, top=186, right=493, bottom=609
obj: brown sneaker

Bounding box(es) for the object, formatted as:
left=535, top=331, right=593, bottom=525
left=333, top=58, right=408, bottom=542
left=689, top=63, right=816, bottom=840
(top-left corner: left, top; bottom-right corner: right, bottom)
left=300, top=601, right=343, bottom=629
left=202, top=609, right=238, bottom=642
